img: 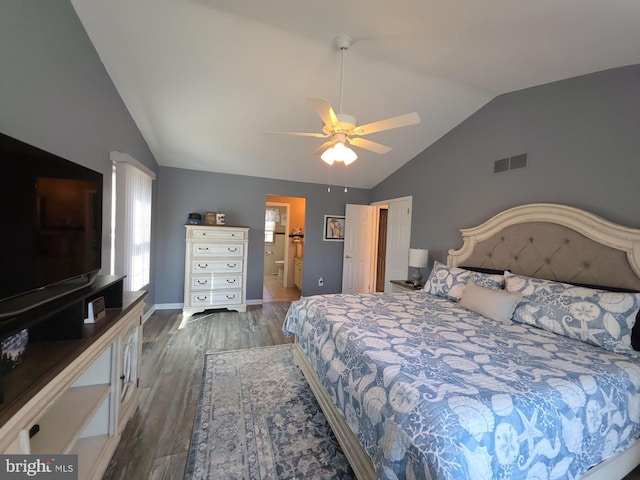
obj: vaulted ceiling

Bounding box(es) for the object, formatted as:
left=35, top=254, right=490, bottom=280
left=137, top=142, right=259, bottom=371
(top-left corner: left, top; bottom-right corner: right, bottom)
left=71, top=0, right=640, bottom=188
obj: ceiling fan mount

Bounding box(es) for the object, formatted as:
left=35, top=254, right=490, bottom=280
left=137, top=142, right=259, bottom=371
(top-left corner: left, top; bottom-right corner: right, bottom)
left=335, top=34, right=354, bottom=52
left=266, top=35, right=421, bottom=164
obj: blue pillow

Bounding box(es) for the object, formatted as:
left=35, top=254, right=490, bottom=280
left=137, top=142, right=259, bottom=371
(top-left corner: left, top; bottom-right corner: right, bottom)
left=505, top=271, right=640, bottom=355
left=423, top=261, right=505, bottom=302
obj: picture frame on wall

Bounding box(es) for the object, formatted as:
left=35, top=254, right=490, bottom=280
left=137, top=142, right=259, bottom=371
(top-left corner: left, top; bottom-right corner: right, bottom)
left=323, top=215, right=345, bottom=241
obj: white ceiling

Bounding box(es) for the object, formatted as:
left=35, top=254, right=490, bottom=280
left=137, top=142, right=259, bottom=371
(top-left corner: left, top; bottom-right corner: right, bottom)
left=70, top=0, right=640, bottom=189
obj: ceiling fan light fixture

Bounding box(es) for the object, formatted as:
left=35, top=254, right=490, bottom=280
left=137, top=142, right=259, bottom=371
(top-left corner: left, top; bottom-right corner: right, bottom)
left=321, top=142, right=358, bottom=165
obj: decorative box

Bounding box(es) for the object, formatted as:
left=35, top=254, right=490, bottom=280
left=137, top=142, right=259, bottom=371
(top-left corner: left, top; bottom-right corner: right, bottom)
left=205, top=212, right=226, bottom=225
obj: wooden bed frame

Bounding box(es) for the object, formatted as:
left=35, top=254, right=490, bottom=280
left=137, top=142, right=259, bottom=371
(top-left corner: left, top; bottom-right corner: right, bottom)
left=293, top=203, right=640, bottom=480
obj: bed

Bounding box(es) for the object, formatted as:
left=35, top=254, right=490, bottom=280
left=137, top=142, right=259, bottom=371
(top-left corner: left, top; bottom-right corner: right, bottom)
left=282, top=203, right=640, bottom=480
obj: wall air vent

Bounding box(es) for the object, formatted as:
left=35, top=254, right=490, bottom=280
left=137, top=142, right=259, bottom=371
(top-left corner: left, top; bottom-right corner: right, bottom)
left=494, top=153, right=528, bottom=174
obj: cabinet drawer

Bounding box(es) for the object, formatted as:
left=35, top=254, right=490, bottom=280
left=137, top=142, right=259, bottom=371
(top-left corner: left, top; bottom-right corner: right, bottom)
left=191, top=275, right=242, bottom=290
left=190, top=291, right=243, bottom=306
left=191, top=228, right=246, bottom=240
left=192, top=260, right=243, bottom=273
left=192, top=243, right=244, bottom=257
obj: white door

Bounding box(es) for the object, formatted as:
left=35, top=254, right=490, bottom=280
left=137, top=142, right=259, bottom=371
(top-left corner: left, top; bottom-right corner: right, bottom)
left=342, top=204, right=377, bottom=294
left=384, top=198, right=412, bottom=292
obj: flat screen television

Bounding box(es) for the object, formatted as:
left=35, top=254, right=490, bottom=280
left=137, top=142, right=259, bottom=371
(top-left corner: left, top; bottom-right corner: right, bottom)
left=0, top=132, right=103, bottom=318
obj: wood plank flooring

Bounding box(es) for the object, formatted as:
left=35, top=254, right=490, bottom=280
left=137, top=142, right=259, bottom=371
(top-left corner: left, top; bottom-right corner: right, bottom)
left=103, top=303, right=293, bottom=480
left=103, top=303, right=640, bottom=480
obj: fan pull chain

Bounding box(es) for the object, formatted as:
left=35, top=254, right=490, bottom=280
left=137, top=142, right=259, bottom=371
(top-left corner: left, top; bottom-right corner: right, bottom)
left=344, top=163, right=349, bottom=193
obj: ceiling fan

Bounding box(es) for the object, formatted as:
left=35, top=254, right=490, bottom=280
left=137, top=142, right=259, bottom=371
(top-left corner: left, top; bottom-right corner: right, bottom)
left=267, top=35, right=421, bottom=165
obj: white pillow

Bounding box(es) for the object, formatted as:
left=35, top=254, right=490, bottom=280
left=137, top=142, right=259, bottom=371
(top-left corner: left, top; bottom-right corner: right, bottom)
left=459, top=281, right=522, bottom=323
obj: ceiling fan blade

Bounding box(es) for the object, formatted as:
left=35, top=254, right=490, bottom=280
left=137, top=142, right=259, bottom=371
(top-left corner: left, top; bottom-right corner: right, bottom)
left=352, top=112, right=421, bottom=136
left=312, top=140, right=336, bottom=156
left=308, top=98, right=339, bottom=128
left=348, top=137, right=391, bottom=154
left=265, top=131, right=328, bottom=138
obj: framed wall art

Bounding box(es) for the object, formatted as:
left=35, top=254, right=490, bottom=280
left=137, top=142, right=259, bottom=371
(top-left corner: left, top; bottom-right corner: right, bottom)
left=323, top=215, right=345, bottom=241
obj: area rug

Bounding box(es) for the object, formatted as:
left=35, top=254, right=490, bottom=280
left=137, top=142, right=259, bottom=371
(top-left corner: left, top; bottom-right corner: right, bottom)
left=185, top=344, right=355, bottom=479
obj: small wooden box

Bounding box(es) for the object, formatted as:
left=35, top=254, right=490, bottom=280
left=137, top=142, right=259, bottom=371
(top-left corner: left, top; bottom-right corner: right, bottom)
left=205, top=212, right=226, bottom=225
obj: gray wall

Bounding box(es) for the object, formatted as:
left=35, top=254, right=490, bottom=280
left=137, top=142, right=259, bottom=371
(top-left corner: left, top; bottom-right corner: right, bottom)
left=373, top=65, right=640, bottom=266
left=155, top=167, right=370, bottom=303
left=0, top=0, right=159, bottom=305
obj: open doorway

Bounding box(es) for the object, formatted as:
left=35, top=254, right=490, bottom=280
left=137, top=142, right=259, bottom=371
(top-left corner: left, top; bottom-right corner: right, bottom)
left=375, top=208, right=388, bottom=292
left=263, top=195, right=306, bottom=303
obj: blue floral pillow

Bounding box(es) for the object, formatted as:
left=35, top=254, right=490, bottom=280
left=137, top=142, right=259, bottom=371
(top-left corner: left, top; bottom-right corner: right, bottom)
left=505, top=271, right=640, bottom=355
left=423, top=261, right=505, bottom=302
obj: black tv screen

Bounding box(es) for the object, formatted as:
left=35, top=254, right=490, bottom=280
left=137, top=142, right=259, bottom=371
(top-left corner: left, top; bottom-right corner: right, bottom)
left=0, top=132, right=103, bottom=310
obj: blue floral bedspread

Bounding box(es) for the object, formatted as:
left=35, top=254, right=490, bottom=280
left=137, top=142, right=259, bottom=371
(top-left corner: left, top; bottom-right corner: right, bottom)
left=282, top=292, right=640, bottom=480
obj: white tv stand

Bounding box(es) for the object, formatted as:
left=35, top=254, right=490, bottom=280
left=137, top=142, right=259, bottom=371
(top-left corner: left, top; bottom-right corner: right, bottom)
left=0, top=276, right=146, bottom=480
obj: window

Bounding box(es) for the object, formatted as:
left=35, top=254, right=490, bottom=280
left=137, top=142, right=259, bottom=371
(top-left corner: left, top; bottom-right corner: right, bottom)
left=265, top=207, right=279, bottom=244
left=111, top=152, right=155, bottom=291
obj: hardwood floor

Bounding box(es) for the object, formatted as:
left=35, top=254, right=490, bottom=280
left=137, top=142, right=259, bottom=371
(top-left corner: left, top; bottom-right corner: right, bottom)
left=103, top=303, right=293, bottom=480
left=104, top=303, right=640, bottom=480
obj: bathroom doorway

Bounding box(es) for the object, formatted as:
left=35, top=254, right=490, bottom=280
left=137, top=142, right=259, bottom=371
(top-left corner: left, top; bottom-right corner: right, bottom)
left=263, top=195, right=306, bottom=303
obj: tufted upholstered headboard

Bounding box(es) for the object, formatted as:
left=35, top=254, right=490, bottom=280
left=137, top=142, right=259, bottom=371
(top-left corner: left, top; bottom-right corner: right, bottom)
left=447, top=203, right=640, bottom=291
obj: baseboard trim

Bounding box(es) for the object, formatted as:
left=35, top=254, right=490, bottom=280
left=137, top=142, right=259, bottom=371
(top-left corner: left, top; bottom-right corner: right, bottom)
left=155, top=303, right=183, bottom=310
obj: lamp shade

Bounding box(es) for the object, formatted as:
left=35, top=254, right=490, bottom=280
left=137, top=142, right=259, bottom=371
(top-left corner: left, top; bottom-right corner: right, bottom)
left=408, top=248, right=429, bottom=268
left=321, top=143, right=358, bottom=165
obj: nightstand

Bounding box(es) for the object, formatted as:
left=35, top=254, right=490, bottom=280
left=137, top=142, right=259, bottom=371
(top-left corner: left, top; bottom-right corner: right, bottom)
left=390, top=280, right=424, bottom=292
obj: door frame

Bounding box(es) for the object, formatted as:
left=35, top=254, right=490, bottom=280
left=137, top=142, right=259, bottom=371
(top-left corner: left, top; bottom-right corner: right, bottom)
left=371, top=196, right=412, bottom=292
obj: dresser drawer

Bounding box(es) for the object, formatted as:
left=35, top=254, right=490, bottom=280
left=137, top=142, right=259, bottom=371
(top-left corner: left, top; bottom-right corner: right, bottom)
left=190, top=290, right=243, bottom=306
left=192, top=259, right=243, bottom=273
left=190, top=275, right=242, bottom=290
left=190, top=228, right=246, bottom=240
left=191, top=243, right=244, bottom=258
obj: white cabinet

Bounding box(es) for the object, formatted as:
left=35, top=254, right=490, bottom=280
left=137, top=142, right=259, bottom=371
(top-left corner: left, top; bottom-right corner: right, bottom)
left=294, top=257, right=303, bottom=290
left=184, top=225, right=249, bottom=316
left=0, top=280, right=145, bottom=480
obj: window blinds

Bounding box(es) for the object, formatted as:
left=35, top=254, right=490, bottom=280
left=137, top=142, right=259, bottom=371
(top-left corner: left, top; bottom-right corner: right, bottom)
left=112, top=152, right=154, bottom=291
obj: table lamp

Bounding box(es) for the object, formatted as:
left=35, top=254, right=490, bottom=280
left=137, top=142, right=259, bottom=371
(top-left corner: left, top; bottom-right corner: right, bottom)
left=409, top=248, right=429, bottom=286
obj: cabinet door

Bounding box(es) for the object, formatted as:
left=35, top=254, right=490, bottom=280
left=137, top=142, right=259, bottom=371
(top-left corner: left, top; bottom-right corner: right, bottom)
left=118, top=317, right=141, bottom=433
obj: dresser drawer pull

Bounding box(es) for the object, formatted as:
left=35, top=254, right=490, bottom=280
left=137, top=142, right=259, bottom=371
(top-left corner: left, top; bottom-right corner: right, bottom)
left=226, top=294, right=237, bottom=299
left=196, top=279, right=209, bottom=285
left=196, top=295, right=208, bottom=301
left=226, top=279, right=237, bottom=284
left=197, top=263, right=208, bottom=269
left=227, top=247, right=238, bottom=252
left=227, top=263, right=237, bottom=268
left=197, top=246, right=210, bottom=251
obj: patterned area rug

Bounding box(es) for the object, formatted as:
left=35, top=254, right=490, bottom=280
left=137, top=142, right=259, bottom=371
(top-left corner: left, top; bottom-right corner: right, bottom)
left=185, top=344, right=355, bottom=479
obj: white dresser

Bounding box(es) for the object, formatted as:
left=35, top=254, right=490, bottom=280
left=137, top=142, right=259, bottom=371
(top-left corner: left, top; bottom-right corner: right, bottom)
left=183, top=225, right=249, bottom=317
